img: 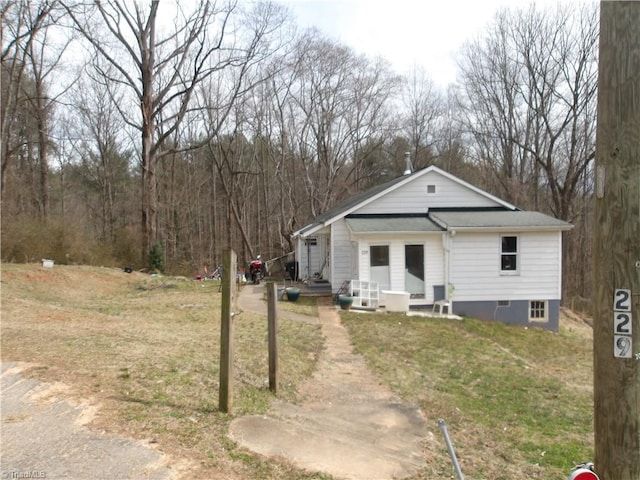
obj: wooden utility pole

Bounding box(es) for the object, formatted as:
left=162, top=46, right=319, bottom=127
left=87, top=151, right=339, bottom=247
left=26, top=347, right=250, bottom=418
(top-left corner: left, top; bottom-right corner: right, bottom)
left=593, top=2, right=640, bottom=479
left=267, top=282, right=279, bottom=394
left=219, top=249, right=237, bottom=413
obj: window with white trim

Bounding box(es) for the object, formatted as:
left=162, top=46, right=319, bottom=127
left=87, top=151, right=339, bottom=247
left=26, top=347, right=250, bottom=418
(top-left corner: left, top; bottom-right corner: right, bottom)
left=500, top=235, right=518, bottom=273
left=529, top=300, right=548, bottom=322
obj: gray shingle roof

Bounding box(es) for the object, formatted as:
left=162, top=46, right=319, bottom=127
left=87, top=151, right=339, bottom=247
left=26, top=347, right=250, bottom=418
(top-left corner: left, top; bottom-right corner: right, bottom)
left=345, top=216, right=443, bottom=234
left=430, top=211, right=572, bottom=230
left=291, top=165, right=572, bottom=237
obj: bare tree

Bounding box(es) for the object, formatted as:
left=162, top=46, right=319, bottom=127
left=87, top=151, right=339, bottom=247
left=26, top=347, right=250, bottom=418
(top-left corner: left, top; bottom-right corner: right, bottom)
left=285, top=30, right=399, bottom=218
left=436, top=85, right=469, bottom=176
left=457, top=3, right=598, bottom=217
left=67, top=66, right=134, bottom=242
left=62, top=0, right=286, bottom=265
left=515, top=3, right=599, bottom=220
left=457, top=3, right=599, bottom=302
left=22, top=4, right=74, bottom=219
left=288, top=31, right=354, bottom=217
left=401, top=65, right=443, bottom=170
left=347, top=54, right=400, bottom=191
left=248, top=57, right=305, bottom=252
left=457, top=8, right=533, bottom=206
left=1, top=0, right=58, bottom=208
left=189, top=1, right=291, bottom=264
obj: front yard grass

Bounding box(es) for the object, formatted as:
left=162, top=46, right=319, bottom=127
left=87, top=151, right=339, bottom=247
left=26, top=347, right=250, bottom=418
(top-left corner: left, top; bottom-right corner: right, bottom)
left=1, top=264, right=595, bottom=479
left=341, top=311, right=594, bottom=480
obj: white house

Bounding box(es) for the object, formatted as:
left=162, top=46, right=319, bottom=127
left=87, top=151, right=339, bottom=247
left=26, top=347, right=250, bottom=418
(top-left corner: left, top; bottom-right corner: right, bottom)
left=291, top=166, right=573, bottom=331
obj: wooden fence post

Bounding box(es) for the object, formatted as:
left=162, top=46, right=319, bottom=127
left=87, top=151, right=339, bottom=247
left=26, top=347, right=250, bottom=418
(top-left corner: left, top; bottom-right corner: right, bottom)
left=267, top=282, right=279, bottom=394
left=219, top=249, right=237, bottom=413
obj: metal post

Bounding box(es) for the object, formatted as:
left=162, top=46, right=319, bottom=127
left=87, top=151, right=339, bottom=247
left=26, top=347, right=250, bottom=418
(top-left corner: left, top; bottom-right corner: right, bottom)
left=438, top=419, right=464, bottom=480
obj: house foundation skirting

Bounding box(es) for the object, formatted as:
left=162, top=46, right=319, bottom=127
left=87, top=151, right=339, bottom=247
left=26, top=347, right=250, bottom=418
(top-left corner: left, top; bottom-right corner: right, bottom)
left=449, top=299, right=560, bottom=332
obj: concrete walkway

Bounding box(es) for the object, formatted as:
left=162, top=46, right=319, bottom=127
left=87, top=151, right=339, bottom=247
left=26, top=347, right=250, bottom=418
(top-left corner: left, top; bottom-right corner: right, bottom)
left=1, top=362, right=176, bottom=480
left=230, top=285, right=428, bottom=480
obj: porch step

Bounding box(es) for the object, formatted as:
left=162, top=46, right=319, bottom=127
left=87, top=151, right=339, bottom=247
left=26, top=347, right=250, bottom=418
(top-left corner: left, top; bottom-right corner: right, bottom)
left=307, top=279, right=332, bottom=293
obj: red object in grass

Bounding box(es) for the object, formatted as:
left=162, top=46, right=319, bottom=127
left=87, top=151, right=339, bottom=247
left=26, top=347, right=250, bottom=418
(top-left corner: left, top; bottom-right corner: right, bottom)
left=568, top=468, right=599, bottom=480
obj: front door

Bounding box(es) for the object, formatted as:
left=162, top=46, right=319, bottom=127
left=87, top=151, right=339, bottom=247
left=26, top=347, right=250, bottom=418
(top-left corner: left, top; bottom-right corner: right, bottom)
left=405, top=244, right=425, bottom=299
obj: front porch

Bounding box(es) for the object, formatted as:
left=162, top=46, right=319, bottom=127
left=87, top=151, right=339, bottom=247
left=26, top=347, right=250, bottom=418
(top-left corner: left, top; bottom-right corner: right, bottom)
left=258, top=277, right=460, bottom=318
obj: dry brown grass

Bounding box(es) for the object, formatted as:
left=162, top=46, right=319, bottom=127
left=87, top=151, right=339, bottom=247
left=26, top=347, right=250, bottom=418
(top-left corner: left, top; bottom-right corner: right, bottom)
left=1, top=264, right=328, bottom=479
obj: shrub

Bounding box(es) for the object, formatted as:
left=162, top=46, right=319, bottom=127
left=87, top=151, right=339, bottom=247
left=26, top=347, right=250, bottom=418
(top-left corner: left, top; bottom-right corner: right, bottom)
left=1, top=217, right=51, bottom=263
left=0, top=217, right=100, bottom=264
left=148, top=242, right=164, bottom=273
left=1, top=216, right=127, bottom=267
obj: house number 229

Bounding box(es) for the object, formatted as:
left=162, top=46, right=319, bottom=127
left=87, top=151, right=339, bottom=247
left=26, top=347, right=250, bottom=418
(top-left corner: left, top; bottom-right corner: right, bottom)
left=613, top=289, right=633, bottom=358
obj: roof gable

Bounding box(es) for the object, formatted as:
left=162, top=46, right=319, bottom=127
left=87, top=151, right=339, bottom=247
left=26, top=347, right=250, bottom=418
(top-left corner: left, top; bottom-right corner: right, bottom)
left=356, top=168, right=515, bottom=214
left=292, top=166, right=520, bottom=238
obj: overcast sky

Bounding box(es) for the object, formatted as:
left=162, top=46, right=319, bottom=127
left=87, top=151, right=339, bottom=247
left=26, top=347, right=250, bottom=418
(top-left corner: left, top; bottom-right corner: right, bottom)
left=282, top=0, right=585, bottom=86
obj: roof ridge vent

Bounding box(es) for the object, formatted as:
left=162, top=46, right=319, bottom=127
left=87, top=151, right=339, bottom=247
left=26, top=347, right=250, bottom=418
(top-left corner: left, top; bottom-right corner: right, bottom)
left=403, top=151, right=413, bottom=175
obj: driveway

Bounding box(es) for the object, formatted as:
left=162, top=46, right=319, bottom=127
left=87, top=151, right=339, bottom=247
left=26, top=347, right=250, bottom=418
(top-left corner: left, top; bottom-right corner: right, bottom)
left=1, top=362, right=176, bottom=480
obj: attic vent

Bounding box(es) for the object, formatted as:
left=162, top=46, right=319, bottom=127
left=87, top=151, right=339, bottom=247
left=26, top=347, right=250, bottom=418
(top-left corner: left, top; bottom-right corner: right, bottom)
left=427, top=184, right=436, bottom=194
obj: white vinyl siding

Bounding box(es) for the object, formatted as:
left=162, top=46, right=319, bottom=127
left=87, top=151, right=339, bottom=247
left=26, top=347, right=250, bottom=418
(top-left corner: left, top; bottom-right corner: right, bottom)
left=331, top=219, right=354, bottom=287
left=450, top=231, right=562, bottom=301
left=356, top=171, right=502, bottom=214
left=296, top=233, right=329, bottom=280
left=424, top=237, right=445, bottom=304
left=349, top=234, right=444, bottom=304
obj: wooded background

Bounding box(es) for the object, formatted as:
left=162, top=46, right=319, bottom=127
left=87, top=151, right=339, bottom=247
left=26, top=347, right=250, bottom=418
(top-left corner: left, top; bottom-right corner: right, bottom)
left=1, top=0, right=598, bottom=304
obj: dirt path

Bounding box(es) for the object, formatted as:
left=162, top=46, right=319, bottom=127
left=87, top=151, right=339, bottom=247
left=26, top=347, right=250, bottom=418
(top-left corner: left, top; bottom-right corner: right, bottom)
left=230, top=286, right=428, bottom=480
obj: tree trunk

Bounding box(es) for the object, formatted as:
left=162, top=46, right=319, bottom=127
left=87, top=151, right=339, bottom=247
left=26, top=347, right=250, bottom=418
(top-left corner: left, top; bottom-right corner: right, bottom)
left=140, top=4, right=158, bottom=264
left=37, top=112, right=49, bottom=219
